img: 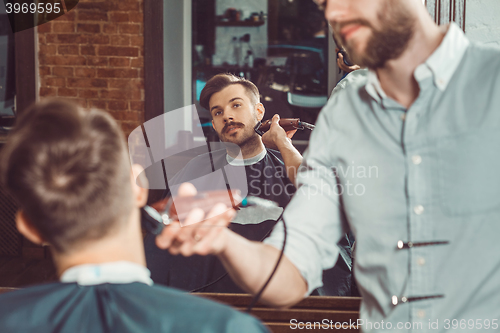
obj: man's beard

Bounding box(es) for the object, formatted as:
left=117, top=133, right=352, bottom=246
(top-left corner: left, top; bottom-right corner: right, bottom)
left=338, top=0, right=415, bottom=70
left=218, top=120, right=260, bottom=153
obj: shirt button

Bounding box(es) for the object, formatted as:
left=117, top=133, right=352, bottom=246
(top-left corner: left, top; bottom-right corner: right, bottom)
left=397, top=240, right=404, bottom=249
left=414, top=205, right=424, bottom=215
left=417, top=257, right=426, bottom=266
left=417, top=310, right=426, bottom=318
left=401, top=114, right=406, bottom=121
left=392, top=295, right=399, bottom=305
left=412, top=155, right=422, bottom=165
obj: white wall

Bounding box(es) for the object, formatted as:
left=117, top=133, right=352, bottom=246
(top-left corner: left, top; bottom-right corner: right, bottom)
left=465, top=0, right=500, bottom=46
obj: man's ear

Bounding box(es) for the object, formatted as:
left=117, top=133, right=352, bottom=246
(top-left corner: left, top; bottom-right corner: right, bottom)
left=255, top=103, right=265, bottom=121
left=130, top=164, right=149, bottom=208
left=16, top=211, right=46, bottom=245
left=212, top=119, right=216, bottom=130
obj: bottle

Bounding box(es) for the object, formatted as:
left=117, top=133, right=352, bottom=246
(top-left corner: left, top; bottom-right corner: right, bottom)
left=244, top=50, right=254, bottom=68
left=233, top=36, right=242, bottom=66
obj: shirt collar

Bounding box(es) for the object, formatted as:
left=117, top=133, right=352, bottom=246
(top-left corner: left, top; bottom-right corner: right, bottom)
left=60, top=261, right=153, bottom=286
left=364, top=23, right=470, bottom=101
left=423, top=23, right=470, bottom=91
left=226, top=148, right=267, bottom=166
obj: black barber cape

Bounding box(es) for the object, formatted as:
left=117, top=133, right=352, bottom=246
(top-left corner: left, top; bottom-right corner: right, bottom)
left=0, top=282, right=268, bottom=333
left=145, top=148, right=295, bottom=293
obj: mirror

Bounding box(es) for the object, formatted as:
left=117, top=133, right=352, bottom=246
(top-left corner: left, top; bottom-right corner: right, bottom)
left=142, top=0, right=355, bottom=299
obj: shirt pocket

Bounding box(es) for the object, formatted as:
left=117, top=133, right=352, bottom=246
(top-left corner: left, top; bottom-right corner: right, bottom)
left=438, top=129, right=500, bottom=216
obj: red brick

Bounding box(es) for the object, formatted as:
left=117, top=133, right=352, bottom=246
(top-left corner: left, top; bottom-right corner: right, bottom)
left=129, top=12, right=144, bottom=23
left=97, top=68, right=138, bottom=78
left=54, top=10, right=75, bottom=21
left=40, top=44, right=57, bottom=55
left=38, top=22, right=52, bottom=33
left=130, top=36, right=143, bottom=47
left=39, top=87, right=57, bottom=97
left=43, top=77, right=66, bottom=87
left=79, top=89, right=99, bottom=98
left=40, top=55, right=87, bottom=66
left=109, top=57, right=130, bottom=67
left=77, top=23, right=101, bottom=33
left=130, top=101, right=144, bottom=111
left=110, top=111, right=142, bottom=122
left=103, top=23, right=118, bottom=34
left=78, top=10, right=108, bottom=21
left=76, top=2, right=112, bottom=11
left=129, top=57, right=143, bottom=68
left=108, top=100, right=129, bottom=111
left=110, top=35, right=130, bottom=46
left=73, top=99, right=89, bottom=108
left=100, top=89, right=141, bottom=100
left=67, top=78, right=108, bottom=88
left=80, top=45, right=96, bottom=55
left=98, top=46, right=138, bottom=57
left=91, top=100, right=107, bottom=109
left=118, top=24, right=141, bottom=34
left=87, top=56, right=109, bottom=66
left=49, top=34, right=88, bottom=44
left=108, top=79, right=143, bottom=89
left=39, top=66, right=51, bottom=76
left=109, top=12, right=129, bottom=22
left=75, top=68, right=96, bottom=78
left=121, top=122, right=140, bottom=136
left=58, top=88, right=78, bottom=97
left=58, top=45, right=79, bottom=55
left=87, top=35, right=110, bottom=44
left=52, top=22, right=75, bottom=33
left=53, top=66, right=74, bottom=76
left=115, top=0, right=141, bottom=11
left=38, top=35, right=46, bottom=44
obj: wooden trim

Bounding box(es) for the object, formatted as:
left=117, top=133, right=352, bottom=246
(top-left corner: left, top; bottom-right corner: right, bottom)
left=196, top=293, right=361, bottom=311
left=14, top=28, right=37, bottom=115
left=144, top=0, right=164, bottom=122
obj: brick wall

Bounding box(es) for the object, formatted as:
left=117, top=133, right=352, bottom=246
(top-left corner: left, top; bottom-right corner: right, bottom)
left=37, top=0, right=145, bottom=136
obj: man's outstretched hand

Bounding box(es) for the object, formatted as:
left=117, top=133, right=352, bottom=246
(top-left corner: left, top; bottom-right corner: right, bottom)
left=262, top=114, right=297, bottom=150
left=155, top=183, right=236, bottom=257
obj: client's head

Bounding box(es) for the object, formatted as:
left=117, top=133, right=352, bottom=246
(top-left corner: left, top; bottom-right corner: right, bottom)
left=200, top=74, right=265, bottom=150
left=0, top=99, right=146, bottom=259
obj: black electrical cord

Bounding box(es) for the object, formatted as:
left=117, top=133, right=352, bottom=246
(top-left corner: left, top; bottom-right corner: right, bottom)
left=246, top=213, right=287, bottom=313
left=190, top=218, right=277, bottom=293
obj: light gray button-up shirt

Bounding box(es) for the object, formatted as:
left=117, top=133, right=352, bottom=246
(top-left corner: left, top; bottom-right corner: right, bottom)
left=265, top=23, right=500, bottom=331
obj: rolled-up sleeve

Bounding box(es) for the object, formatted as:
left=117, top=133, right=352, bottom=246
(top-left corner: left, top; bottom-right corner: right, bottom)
left=264, top=103, right=347, bottom=295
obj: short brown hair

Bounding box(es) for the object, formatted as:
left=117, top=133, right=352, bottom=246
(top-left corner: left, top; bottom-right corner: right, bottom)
left=199, top=73, right=260, bottom=112
left=0, top=99, right=134, bottom=253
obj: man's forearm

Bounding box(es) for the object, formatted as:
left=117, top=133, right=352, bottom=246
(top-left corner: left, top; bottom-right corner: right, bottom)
left=218, top=229, right=308, bottom=308
left=276, top=139, right=303, bottom=185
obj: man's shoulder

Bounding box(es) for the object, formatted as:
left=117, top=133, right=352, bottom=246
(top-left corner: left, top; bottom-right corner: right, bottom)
left=464, top=42, right=500, bottom=75
left=0, top=282, right=268, bottom=333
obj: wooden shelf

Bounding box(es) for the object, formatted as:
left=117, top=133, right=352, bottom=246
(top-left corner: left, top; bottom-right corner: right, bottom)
left=216, top=20, right=265, bottom=27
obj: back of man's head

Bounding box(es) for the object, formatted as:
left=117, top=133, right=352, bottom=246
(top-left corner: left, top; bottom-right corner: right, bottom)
left=200, top=73, right=260, bottom=111
left=0, top=99, right=134, bottom=253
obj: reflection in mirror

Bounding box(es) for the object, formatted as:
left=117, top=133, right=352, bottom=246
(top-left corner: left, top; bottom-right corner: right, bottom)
left=145, top=0, right=357, bottom=298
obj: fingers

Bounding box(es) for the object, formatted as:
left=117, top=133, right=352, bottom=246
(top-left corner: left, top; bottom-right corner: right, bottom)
left=156, top=203, right=236, bottom=257
left=286, top=129, right=298, bottom=139
left=271, top=113, right=280, bottom=127
left=178, top=182, right=197, bottom=197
